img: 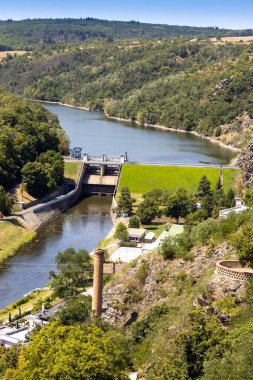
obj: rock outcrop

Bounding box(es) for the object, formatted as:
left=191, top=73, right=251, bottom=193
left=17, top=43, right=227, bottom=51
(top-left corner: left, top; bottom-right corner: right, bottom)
left=103, top=243, right=245, bottom=327
left=236, top=142, right=253, bottom=187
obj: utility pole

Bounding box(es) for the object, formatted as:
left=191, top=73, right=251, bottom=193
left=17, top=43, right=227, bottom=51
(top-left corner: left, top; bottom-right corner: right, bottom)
left=92, top=249, right=104, bottom=318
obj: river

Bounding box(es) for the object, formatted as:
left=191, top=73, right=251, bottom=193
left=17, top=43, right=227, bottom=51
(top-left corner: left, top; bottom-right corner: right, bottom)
left=0, top=105, right=236, bottom=309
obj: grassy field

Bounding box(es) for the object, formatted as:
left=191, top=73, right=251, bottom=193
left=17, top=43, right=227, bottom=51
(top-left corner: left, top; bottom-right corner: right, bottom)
left=118, top=164, right=242, bottom=198
left=64, top=162, right=82, bottom=182
left=223, top=168, right=243, bottom=196
left=0, top=221, right=35, bottom=262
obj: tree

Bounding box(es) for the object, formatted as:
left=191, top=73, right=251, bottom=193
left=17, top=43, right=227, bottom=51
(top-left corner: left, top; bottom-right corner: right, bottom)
left=225, top=189, right=235, bottom=208
left=21, top=162, right=48, bottom=198
left=137, top=199, right=157, bottom=225
left=128, top=215, right=140, bottom=228
left=114, top=222, right=128, bottom=242
left=0, top=186, right=14, bottom=215
left=196, top=176, right=211, bottom=198
left=0, top=345, right=20, bottom=378
left=215, top=176, right=222, bottom=190
left=185, top=210, right=208, bottom=229
left=50, top=248, right=92, bottom=299
left=143, top=188, right=167, bottom=206
left=231, top=225, right=253, bottom=267
left=55, top=295, right=92, bottom=325
left=201, top=193, right=214, bottom=217
left=4, top=322, right=130, bottom=380
left=164, top=188, right=196, bottom=223
left=38, top=150, right=64, bottom=189
left=117, top=187, right=135, bottom=215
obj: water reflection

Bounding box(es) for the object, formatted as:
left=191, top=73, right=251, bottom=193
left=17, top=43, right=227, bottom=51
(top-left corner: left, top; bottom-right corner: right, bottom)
left=0, top=196, right=112, bottom=309
left=44, top=103, right=235, bottom=165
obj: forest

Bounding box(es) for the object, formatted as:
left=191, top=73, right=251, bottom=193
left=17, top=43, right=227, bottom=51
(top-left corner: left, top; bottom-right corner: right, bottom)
left=0, top=18, right=252, bottom=49
left=0, top=38, right=252, bottom=144
left=0, top=89, right=69, bottom=191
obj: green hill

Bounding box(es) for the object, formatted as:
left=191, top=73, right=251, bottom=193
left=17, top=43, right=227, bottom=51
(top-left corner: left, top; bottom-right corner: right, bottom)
left=0, top=38, right=252, bottom=147
left=0, top=18, right=252, bottom=49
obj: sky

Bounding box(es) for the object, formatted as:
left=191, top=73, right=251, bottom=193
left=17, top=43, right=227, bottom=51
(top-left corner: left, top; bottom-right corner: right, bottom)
left=0, top=0, right=253, bottom=30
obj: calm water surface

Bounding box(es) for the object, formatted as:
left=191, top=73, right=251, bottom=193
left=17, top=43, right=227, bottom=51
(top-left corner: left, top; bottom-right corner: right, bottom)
left=0, top=197, right=112, bottom=309
left=44, top=103, right=235, bottom=164
left=0, top=105, right=235, bottom=309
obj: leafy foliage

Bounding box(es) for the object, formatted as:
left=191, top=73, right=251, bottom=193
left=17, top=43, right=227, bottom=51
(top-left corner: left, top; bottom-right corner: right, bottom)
left=0, top=186, right=14, bottom=215
left=117, top=187, right=135, bottom=215
left=3, top=322, right=130, bottom=380
left=0, top=39, right=252, bottom=144
left=128, top=215, right=140, bottom=228
left=54, top=295, right=92, bottom=325
left=114, top=222, right=129, bottom=243
left=21, top=150, right=64, bottom=197
left=49, top=248, right=92, bottom=298
left=137, top=199, right=158, bottom=225
left=0, top=89, right=68, bottom=190
left=164, top=188, right=197, bottom=223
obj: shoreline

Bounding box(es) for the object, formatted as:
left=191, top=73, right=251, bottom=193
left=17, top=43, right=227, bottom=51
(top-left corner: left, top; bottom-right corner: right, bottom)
left=104, top=113, right=241, bottom=153
left=35, top=99, right=241, bottom=154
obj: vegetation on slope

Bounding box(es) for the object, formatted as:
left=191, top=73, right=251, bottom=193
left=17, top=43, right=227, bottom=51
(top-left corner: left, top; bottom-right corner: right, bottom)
left=0, top=89, right=69, bottom=191
left=0, top=221, right=35, bottom=262
left=0, top=38, right=252, bottom=146
left=103, top=208, right=253, bottom=379
left=0, top=18, right=252, bottom=49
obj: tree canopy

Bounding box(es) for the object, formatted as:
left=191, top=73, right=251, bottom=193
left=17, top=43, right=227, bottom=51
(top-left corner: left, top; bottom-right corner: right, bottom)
left=0, top=89, right=68, bottom=191
left=49, top=248, right=92, bottom=299
left=4, top=322, right=130, bottom=380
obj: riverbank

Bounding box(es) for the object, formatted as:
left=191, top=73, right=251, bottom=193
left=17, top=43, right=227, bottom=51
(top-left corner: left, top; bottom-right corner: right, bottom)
left=104, top=113, right=242, bottom=153
left=34, top=99, right=241, bottom=155
left=0, top=221, right=36, bottom=263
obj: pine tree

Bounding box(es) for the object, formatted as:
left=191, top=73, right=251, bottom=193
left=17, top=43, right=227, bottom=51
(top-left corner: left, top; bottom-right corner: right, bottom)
left=117, top=187, right=135, bottom=215
left=197, top=176, right=211, bottom=198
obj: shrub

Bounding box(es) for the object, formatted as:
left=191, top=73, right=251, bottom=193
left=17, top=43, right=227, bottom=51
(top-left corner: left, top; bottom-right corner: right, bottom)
left=136, top=262, right=150, bottom=284
left=160, top=236, right=178, bottom=259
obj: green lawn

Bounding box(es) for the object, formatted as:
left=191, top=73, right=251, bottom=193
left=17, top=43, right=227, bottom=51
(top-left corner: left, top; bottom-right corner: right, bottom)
left=118, top=164, right=242, bottom=197
left=64, top=162, right=82, bottom=182
left=223, top=168, right=243, bottom=196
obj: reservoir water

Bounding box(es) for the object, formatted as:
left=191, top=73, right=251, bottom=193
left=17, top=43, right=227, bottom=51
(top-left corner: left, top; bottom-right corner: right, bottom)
left=0, top=105, right=236, bottom=309
left=44, top=104, right=235, bottom=165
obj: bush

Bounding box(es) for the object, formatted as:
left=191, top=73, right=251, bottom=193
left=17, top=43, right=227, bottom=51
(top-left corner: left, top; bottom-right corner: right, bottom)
left=160, top=236, right=178, bottom=259
left=136, top=262, right=150, bottom=283
left=129, top=215, right=140, bottom=228
left=114, top=222, right=129, bottom=242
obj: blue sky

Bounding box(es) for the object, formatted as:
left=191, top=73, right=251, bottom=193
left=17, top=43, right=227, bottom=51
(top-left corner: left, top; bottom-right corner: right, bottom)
left=1, top=0, right=253, bottom=29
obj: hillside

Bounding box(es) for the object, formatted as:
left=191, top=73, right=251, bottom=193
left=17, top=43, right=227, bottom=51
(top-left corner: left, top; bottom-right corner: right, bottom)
left=103, top=209, right=253, bottom=379
left=0, top=18, right=252, bottom=49
left=0, top=38, right=252, bottom=147
left=0, top=88, right=69, bottom=190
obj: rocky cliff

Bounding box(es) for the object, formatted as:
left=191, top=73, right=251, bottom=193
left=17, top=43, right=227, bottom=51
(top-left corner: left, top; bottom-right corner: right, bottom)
left=103, top=243, right=245, bottom=327
left=237, top=142, right=253, bottom=188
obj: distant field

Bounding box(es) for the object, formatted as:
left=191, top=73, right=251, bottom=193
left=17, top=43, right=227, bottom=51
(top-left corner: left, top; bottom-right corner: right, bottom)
left=117, top=164, right=242, bottom=198
left=0, top=51, right=27, bottom=61
left=211, top=36, right=253, bottom=44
